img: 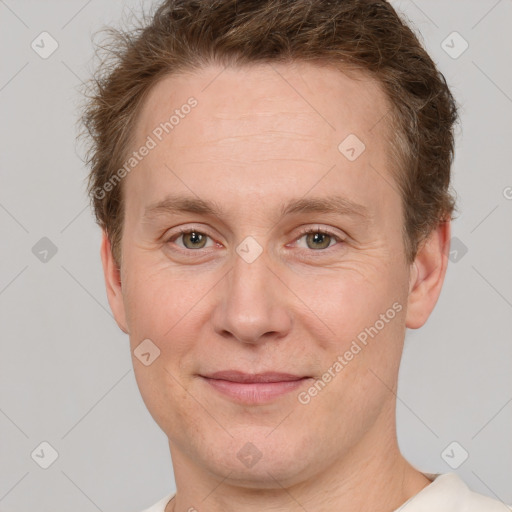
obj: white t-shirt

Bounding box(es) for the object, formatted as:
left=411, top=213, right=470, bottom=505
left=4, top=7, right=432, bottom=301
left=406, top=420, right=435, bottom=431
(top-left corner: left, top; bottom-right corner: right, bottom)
left=141, top=473, right=511, bottom=512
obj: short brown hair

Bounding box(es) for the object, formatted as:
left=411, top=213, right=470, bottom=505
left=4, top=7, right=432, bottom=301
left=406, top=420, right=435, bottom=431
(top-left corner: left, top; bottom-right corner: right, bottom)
left=82, top=0, right=458, bottom=268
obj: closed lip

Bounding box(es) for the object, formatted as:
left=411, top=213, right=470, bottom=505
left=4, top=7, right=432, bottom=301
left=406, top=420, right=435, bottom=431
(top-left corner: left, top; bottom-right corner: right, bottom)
left=201, top=370, right=309, bottom=383
left=200, top=370, right=311, bottom=404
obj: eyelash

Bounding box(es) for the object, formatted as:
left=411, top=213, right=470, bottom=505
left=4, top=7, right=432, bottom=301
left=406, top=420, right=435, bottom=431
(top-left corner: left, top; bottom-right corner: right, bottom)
left=293, top=226, right=343, bottom=250
left=165, top=225, right=344, bottom=254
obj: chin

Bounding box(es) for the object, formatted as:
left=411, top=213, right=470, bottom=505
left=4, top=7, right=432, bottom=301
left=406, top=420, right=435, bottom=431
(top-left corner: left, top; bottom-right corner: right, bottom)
left=200, top=427, right=321, bottom=488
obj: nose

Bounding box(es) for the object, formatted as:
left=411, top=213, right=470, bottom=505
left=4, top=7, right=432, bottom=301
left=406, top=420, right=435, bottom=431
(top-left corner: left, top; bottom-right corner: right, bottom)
left=211, top=248, right=293, bottom=345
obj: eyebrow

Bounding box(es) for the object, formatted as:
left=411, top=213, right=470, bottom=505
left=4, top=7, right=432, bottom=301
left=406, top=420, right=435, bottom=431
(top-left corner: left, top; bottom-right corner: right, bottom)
left=143, top=194, right=371, bottom=223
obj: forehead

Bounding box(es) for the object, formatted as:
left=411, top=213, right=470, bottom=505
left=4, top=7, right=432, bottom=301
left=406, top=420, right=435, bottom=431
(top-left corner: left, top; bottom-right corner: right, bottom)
left=135, top=61, right=390, bottom=159
left=126, top=61, right=396, bottom=225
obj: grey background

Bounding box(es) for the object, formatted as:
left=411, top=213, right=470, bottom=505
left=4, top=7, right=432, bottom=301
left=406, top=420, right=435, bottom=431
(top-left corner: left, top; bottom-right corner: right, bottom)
left=0, top=0, right=511, bottom=510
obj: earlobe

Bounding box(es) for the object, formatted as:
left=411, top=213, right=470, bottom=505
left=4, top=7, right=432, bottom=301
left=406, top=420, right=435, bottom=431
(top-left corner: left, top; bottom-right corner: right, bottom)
left=100, top=231, right=129, bottom=334
left=405, top=221, right=451, bottom=329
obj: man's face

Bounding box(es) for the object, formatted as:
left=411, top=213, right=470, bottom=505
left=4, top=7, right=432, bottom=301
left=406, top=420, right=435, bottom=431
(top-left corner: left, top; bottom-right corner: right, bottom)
left=109, top=62, right=418, bottom=486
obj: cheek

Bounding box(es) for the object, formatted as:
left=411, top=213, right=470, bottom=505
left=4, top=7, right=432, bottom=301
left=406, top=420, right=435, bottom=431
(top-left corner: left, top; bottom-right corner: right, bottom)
left=132, top=356, right=199, bottom=439
left=121, top=261, right=202, bottom=413
left=289, top=261, right=406, bottom=347
left=121, top=258, right=201, bottom=344
left=121, top=258, right=213, bottom=405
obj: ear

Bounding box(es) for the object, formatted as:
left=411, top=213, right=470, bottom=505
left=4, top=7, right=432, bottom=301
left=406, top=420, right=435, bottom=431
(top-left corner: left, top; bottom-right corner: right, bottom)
left=406, top=220, right=451, bottom=329
left=100, top=230, right=129, bottom=334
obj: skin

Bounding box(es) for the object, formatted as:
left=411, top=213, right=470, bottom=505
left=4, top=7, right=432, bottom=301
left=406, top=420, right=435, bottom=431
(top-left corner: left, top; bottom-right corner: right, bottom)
left=100, top=62, right=450, bottom=511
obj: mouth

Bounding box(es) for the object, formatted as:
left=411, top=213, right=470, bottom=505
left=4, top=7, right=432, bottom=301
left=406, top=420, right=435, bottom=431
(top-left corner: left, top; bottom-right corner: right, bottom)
left=199, top=371, right=312, bottom=404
